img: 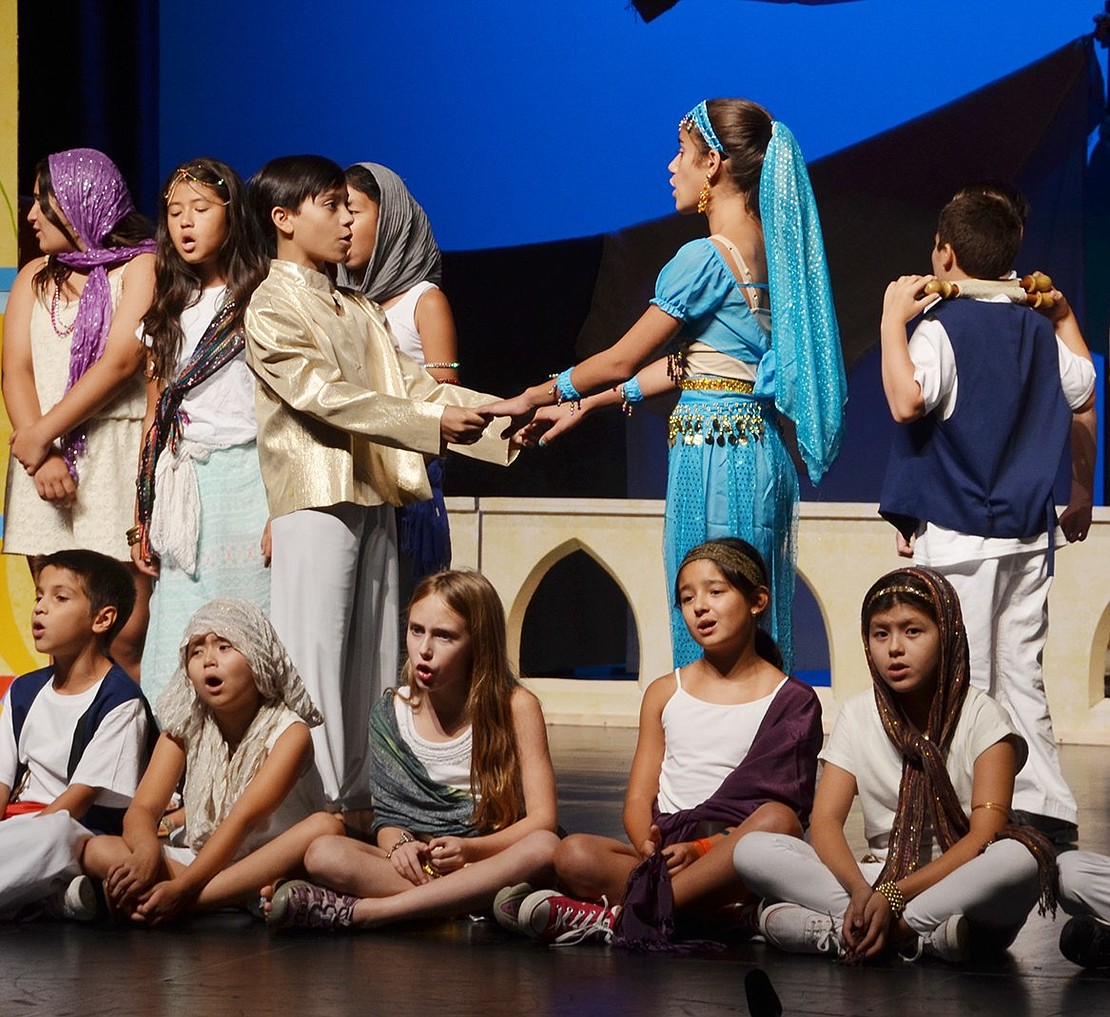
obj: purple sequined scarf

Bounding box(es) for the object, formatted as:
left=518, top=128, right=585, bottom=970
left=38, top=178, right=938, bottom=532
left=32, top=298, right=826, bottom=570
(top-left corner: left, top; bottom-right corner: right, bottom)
left=47, top=149, right=154, bottom=475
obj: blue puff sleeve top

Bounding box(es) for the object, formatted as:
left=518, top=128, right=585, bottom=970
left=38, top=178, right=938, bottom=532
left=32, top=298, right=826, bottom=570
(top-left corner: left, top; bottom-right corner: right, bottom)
left=650, top=239, right=776, bottom=398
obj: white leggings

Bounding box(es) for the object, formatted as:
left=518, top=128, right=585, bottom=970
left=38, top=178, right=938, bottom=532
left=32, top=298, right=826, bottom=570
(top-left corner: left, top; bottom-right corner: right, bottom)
left=1058, top=850, right=1110, bottom=922
left=734, top=832, right=1040, bottom=942
left=0, top=811, right=88, bottom=916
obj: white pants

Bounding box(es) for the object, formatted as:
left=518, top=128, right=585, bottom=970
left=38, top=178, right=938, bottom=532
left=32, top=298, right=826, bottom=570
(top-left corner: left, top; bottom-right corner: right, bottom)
left=929, top=552, right=1077, bottom=822
left=734, top=832, right=1041, bottom=943
left=1058, top=850, right=1110, bottom=922
left=0, top=811, right=89, bottom=916
left=270, top=503, right=399, bottom=812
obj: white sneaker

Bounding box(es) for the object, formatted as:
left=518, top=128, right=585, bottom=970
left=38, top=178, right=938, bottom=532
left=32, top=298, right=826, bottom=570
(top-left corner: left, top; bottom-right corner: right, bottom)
left=759, top=902, right=842, bottom=957
left=919, top=914, right=970, bottom=963
left=43, top=876, right=99, bottom=922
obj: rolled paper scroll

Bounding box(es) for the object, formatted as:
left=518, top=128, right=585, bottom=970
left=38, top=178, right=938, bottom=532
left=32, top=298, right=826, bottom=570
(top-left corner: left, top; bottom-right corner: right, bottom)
left=923, top=271, right=1055, bottom=309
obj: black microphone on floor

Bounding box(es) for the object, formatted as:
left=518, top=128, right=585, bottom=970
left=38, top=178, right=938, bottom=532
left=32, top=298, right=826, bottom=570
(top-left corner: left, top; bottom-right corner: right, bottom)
left=745, top=968, right=783, bottom=1017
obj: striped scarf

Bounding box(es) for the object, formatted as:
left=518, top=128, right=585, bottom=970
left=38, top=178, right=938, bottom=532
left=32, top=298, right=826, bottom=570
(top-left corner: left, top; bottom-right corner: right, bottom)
left=136, top=298, right=243, bottom=559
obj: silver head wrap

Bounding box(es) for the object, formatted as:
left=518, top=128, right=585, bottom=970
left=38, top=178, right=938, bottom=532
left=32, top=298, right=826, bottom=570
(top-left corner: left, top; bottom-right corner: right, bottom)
left=336, top=162, right=442, bottom=302
left=154, top=599, right=321, bottom=851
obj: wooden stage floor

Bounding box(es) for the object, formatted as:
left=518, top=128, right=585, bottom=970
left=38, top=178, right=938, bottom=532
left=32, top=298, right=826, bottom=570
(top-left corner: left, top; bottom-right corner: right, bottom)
left=3, top=728, right=1107, bottom=1017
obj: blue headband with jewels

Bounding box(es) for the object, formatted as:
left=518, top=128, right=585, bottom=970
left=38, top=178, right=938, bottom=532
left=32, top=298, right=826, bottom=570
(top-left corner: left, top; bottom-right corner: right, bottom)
left=680, top=101, right=726, bottom=154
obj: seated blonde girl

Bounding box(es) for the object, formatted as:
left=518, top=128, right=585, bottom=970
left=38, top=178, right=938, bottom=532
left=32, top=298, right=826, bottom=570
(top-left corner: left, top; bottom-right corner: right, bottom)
left=264, top=570, right=559, bottom=930
left=82, top=600, right=340, bottom=925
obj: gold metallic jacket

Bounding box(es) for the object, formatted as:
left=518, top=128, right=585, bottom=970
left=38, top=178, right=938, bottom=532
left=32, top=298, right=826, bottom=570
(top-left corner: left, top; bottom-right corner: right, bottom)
left=245, top=260, right=512, bottom=518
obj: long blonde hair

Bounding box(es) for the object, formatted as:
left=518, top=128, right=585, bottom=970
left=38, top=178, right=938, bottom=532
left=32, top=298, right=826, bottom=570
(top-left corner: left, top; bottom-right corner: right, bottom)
left=402, top=570, right=524, bottom=832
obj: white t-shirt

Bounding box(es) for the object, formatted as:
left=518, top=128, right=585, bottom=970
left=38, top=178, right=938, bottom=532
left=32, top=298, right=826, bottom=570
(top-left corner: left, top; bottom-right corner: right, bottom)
left=908, top=294, right=1095, bottom=563
left=819, top=686, right=1025, bottom=861
left=393, top=687, right=472, bottom=792
left=656, top=670, right=785, bottom=815
left=0, top=673, right=149, bottom=809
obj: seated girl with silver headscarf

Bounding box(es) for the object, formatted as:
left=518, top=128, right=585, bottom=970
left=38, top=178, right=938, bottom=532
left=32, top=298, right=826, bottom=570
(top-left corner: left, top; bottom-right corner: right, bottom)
left=80, top=599, right=343, bottom=925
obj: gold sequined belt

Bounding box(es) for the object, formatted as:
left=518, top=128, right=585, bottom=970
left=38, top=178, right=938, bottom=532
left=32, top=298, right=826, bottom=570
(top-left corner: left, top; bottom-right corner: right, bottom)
left=679, top=377, right=755, bottom=394
left=669, top=400, right=765, bottom=447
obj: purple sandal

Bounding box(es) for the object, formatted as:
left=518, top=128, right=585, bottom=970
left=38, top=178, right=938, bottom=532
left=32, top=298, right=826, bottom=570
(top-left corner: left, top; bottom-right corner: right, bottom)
left=267, top=880, right=358, bottom=931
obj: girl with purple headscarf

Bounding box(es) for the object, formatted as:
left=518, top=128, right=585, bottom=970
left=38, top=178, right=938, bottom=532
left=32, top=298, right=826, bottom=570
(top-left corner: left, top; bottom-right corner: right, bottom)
left=2, top=149, right=156, bottom=676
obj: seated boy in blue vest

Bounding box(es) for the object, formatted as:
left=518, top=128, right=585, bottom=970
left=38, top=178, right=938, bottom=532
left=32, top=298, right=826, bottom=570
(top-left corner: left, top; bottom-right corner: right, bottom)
left=877, top=190, right=1095, bottom=843
left=0, top=549, right=155, bottom=919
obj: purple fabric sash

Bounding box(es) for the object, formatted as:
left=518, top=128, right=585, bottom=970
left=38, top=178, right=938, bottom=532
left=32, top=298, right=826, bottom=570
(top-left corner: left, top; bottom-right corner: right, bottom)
left=614, top=675, right=823, bottom=951
left=46, top=149, right=154, bottom=476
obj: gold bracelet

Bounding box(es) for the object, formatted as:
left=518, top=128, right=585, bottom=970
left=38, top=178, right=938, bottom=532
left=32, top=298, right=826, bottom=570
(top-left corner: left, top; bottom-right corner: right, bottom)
left=874, top=881, right=906, bottom=917
left=972, top=802, right=1010, bottom=818
left=125, top=524, right=143, bottom=547
left=386, top=831, right=414, bottom=858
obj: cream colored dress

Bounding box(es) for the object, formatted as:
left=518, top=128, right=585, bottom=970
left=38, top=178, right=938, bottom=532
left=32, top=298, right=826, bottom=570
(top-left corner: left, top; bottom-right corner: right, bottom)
left=3, top=267, right=145, bottom=561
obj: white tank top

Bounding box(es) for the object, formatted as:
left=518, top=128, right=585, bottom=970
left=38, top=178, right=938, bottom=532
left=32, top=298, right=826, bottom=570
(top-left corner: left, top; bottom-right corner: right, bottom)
left=384, top=280, right=438, bottom=365
left=655, top=669, right=785, bottom=814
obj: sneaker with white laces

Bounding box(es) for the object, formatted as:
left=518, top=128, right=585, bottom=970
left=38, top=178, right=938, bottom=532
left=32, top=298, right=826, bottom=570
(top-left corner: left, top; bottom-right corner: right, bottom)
left=758, top=902, right=842, bottom=957
left=492, top=882, right=535, bottom=935
left=517, top=890, right=619, bottom=945
left=902, top=914, right=970, bottom=963
left=42, top=876, right=100, bottom=923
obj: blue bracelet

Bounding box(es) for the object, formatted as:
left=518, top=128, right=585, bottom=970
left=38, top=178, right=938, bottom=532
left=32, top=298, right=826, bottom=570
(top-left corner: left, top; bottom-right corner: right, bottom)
left=622, top=376, right=644, bottom=404
left=553, top=367, right=582, bottom=404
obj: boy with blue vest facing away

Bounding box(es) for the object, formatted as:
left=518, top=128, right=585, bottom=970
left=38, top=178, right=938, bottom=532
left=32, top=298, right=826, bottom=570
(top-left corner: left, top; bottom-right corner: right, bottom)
left=877, top=190, right=1095, bottom=846
left=0, top=549, right=155, bottom=919
left=245, top=156, right=512, bottom=824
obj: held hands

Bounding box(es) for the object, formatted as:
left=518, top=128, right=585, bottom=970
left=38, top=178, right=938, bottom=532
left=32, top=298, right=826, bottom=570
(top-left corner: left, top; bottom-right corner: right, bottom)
left=477, top=393, right=540, bottom=439
left=104, top=844, right=163, bottom=915
left=425, top=835, right=469, bottom=875
left=518, top=402, right=584, bottom=448
left=882, top=275, right=938, bottom=330
left=388, top=837, right=433, bottom=886
left=439, top=405, right=490, bottom=446
left=841, top=887, right=893, bottom=962
left=132, top=878, right=193, bottom=926
left=9, top=421, right=54, bottom=476
left=32, top=452, right=77, bottom=507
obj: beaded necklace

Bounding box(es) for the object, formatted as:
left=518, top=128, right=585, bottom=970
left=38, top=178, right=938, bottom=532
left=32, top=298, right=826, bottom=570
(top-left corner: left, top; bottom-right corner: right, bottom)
left=49, top=284, right=77, bottom=337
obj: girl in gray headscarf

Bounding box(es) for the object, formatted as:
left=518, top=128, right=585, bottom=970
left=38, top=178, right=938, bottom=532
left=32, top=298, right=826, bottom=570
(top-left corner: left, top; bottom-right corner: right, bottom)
left=338, top=163, right=457, bottom=582
left=81, top=599, right=342, bottom=925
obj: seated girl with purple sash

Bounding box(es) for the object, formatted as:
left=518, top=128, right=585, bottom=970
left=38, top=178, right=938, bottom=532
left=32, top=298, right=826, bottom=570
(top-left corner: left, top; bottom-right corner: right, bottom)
left=496, top=538, right=823, bottom=947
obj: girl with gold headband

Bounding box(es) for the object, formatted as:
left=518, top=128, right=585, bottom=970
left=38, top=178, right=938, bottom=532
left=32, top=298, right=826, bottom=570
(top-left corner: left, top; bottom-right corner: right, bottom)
left=480, top=99, right=847, bottom=673
left=133, top=158, right=271, bottom=707
left=734, top=566, right=1057, bottom=964
left=494, top=538, right=822, bottom=949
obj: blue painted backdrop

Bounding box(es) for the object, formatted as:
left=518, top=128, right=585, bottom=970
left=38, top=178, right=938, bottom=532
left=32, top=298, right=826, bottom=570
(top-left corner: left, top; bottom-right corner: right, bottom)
left=159, top=1, right=1100, bottom=250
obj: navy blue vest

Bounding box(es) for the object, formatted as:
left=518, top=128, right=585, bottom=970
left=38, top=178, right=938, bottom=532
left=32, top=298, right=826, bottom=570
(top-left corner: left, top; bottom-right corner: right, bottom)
left=8, top=664, right=157, bottom=834
left=879, top=299, right=1071, bottom=542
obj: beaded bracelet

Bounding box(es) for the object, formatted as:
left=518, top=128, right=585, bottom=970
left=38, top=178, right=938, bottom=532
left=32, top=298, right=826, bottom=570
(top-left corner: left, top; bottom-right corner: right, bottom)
left=386, top=831, right=415, bottom=858
left=551, top=367, right=582, bottom=405
left=425, top=361, right=460, bottom=370
left=874, top=881, right=906, bottom=917
left=619, top=376, right=644, bottom=416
